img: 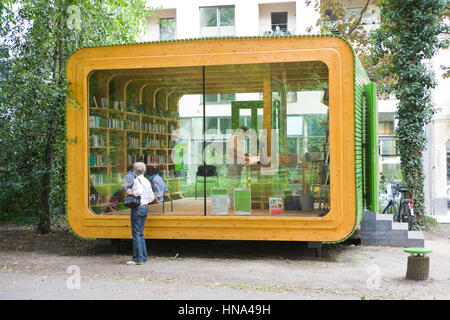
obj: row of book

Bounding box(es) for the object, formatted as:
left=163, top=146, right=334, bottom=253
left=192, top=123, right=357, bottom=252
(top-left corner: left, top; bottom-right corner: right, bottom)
left=89, top=115, right=125, bottom=129
left=90, top=154, right=109, bottom=167
left=90, top=173, right=125, bottom=186
left=145, top=154, right=168, bottom=165
left=126, top=154, right=170, bottom=166
left=126, top=120, right=166, bottom=133
left=90, top=173, right=107, bottom=186
left=91, top=96, right=125, bottom=111
left=143, top=137, right=163, bottom=149
left=90, top=134, right=106, bottom=147
left=128, top=136, right=140, bottom=148
left=89, top=115, right=108, bottom=128
left=89, top=115, right=168, bottom=133
left=90, top=96, right=180, bottom=120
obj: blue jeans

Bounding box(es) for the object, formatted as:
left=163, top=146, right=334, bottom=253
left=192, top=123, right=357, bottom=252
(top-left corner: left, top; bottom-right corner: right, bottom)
left=130, top=205, right=148, bottom=262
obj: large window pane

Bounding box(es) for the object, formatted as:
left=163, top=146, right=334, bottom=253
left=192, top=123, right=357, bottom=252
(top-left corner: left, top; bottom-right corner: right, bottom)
left=219, top=7, right=235, bottom=26
left=200, top=7, right=217, bottom=27
left=204, top=62, right=330, bottom=217
left=88, top=67, right=204, bottom=216
left=88, top=61, right=329, bottom=218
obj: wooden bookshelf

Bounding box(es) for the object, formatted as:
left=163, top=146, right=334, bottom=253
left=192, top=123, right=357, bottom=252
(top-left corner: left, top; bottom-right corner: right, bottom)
left=88, top=92, right=181, bottom=194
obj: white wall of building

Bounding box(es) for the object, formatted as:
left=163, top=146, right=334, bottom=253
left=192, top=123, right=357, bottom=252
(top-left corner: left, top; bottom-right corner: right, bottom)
left=258, top=2, right=296, bottom=34
left=145, top=0, right=319, bottom=40
left=424, top=41, right=450, bottom=222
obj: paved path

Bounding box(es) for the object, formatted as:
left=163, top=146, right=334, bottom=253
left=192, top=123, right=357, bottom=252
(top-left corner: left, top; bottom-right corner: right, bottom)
left=1, top=224, right=449, bottom=300
left=0, top=272, right=352, bottom=300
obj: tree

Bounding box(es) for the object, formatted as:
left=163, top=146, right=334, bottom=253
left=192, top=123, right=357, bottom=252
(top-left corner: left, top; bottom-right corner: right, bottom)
left=372, top=0, right=448, bottom=227
left=0, top=0, right=154, bottom=233
left=308, top=0, right=381, bottom=83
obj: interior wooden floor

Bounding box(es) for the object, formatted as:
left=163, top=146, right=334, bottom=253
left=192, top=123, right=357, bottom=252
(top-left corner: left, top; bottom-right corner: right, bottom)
left=99, top=198, right=329, bottom=217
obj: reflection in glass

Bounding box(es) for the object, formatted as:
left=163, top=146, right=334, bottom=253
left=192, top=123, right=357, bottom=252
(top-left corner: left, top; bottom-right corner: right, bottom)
left=88, top=61, right=330, bottom=217
left=200, top=6, right=235, bottom=36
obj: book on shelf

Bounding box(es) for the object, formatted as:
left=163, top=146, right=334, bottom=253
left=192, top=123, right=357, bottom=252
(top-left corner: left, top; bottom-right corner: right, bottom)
left=108, top=117, right=124, bottom=129
left=127, top=136, right=140, bottom=148
left=90, top=173, right=106, bottom=185
left=90, top=134, right=106, bottom=147
left=90, top=154, right=108, bottom=166
left=101, top=98, right=108, bottom=108
left=91, top=96, right=98, bottom=108
left=89, top=115, right=102, bottom=127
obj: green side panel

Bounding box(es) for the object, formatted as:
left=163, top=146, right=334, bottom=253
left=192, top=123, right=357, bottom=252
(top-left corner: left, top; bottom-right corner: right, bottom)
left=353, top=58, right=370, bottom=229
left=365, top=82, right=379, bottom=212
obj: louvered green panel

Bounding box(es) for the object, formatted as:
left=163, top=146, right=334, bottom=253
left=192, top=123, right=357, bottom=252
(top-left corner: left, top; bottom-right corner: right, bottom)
left=354, top=58, right=369, bottom=229
left=365, top=82, right=379, bottom=212
left=326, top=53, right=371, bottom=245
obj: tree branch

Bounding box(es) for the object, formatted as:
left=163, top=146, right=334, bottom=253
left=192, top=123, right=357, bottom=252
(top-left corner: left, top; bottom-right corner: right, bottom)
left=348, top=0, right=370, bottom=35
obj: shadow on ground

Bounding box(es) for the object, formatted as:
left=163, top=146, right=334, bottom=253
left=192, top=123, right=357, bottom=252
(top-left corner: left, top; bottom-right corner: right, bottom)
left=0, top=224, right=360, bottom=262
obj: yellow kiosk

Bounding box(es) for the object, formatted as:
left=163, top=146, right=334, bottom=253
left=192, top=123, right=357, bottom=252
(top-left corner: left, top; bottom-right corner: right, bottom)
left=66, top=35, right=378, bottom=243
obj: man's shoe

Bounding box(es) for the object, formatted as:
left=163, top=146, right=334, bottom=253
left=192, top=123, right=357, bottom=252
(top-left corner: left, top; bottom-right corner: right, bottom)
left=126, top=261, right=144, bottom=265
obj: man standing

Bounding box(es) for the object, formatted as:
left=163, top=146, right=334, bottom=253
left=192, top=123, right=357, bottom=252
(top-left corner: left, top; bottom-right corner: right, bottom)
left=126, top=162, right=155, bottom=265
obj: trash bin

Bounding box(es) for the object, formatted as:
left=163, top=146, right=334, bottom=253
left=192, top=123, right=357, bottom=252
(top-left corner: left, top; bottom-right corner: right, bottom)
left=300, top=194, right=314, bottom=211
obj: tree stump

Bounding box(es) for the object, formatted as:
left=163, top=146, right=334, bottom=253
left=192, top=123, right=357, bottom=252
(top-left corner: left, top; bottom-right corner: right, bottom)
left=406, top=255, right=429, bottom=280
left=404, top=248, right=432, bottom=281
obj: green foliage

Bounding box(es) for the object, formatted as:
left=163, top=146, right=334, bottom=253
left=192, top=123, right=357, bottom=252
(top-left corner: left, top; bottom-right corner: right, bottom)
left=372, top=0, right=448, bottom=228
left=311, top=0, right=380, bottom=81
left=0, top=0, right=154, bottom=231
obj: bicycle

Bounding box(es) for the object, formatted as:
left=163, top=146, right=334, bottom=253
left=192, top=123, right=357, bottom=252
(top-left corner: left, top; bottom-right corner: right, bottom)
left=397, top=187, right=415, bottom=231
left=381, top=183, right=401, bottom=221
left=381, top=183, right=415, bottom=230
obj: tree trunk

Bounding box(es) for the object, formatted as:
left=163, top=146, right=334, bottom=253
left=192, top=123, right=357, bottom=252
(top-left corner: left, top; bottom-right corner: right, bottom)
left=37, top=141, right=52, bottom=234
left=405, top=255, right=430, bottom=281
left=37, top=5, right=64, bottom=235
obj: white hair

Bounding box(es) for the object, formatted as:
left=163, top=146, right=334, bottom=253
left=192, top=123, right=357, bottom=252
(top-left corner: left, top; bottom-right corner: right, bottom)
left=133, top=162, right=146, bottom=176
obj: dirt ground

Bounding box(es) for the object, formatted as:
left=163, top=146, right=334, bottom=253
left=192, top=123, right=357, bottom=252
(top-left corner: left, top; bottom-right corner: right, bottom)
left=0, top=222, right=449, bottom=300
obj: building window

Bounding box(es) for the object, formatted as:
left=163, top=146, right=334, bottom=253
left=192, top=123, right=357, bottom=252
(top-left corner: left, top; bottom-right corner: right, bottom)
left=200, top=6, right=235, bottom=37
left=160, top=18, right=175, bottom=41
left=201, top=93, right=236, bottom=104
left=287, top=91, right=297, bottom=103
left=271, top=12, right=288, bottom=32
left=379, top=138, right=397, bottom=157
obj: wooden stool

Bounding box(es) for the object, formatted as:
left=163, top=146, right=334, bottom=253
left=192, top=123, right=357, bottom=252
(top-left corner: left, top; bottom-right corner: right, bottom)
left=404, top=248, right=432, bottom=281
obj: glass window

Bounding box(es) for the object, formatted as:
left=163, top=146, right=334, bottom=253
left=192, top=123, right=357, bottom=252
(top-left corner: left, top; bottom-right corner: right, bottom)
left=379, top=138, right=397, bottom=156
left=87, top=61, right=329, bottom=218
left=160, top=18, right=175, bottom=41
left=202, top=93, right=236, bottom=104
left=200, top=6, right=235, bottom=37
left=271, top=12, right=288, bottom=32
left=204, top=61, right=329, bottom=217
left=200, top=7, right=217, bottom=27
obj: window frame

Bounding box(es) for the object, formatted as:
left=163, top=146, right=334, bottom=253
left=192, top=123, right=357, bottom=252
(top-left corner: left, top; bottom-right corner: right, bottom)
left=199, top=5, right=235, bottom=36
left=159, top=17, right=176, bottom=41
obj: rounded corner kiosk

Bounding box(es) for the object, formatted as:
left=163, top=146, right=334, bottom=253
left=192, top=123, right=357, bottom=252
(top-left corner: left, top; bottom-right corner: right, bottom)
left=66, top=35, right=379, bottom=243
